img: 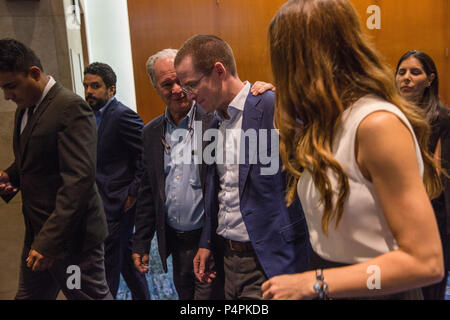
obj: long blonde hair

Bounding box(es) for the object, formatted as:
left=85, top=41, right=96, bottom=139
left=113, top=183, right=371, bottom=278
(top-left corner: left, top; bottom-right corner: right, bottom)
left=269, top=0, right=442, bottom=235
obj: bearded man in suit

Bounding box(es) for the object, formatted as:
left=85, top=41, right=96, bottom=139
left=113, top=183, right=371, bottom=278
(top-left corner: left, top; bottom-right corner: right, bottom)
left=83, top=62, right=149, bottom=299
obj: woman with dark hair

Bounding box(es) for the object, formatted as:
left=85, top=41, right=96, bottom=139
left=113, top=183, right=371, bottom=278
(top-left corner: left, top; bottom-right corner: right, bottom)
left=396, top=50, right=450, bottom=300
left=261, top=0, right=444, bottom=299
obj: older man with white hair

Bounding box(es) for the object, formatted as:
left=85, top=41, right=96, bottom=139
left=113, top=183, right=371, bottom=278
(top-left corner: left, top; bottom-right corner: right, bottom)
left=131, top=49, right=222, bottom=300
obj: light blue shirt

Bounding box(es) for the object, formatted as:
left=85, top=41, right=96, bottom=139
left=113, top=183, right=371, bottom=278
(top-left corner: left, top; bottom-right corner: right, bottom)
left=164, top=103, right=204, bottom=231
left=94, top=97, right=115, bottom=129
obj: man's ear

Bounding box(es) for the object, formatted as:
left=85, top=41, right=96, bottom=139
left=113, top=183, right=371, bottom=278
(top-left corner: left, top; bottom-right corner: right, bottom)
left=214, top=62, right=226, bottom=79
left=28, top=66, right=42, bottom=81
left=108, top=85, right=116, bottom=97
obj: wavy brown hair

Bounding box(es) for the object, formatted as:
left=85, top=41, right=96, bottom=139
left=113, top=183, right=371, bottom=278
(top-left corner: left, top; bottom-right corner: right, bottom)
left=269, top=0, right=442, bottom=235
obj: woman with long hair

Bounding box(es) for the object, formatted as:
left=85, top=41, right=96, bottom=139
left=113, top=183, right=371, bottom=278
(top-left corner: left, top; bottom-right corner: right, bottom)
left=262, top=0, right=444, bottom=299
left=396, top=50, right=450, bottom=299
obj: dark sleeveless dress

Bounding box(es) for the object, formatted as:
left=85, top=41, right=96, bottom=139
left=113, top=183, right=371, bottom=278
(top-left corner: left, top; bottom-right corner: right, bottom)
left=422, top=104, right=450, bottom=300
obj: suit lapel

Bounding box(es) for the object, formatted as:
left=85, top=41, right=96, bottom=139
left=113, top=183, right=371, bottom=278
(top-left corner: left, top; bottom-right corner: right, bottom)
left=204, top=116, right=220, bottom=204
left=195, top=104, right=213, bottom=187
left=19, top=83, right=61, bottom=161
left=97, top=98, right=116, bottom=142
left=13, top=108, right=25, bottom=170
left=207, top=117, right=221, bottom=162
left=152, top=116, right=166, bottom=203
left=96, top=99, right=116, bottom=163
left=239, top=93, right=263, bottom=200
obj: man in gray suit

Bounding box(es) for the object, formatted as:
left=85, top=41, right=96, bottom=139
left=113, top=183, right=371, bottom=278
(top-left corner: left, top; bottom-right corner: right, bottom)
left=132, top=49, right=222, bottom=300
left=0, top=38, right=112, bottom=300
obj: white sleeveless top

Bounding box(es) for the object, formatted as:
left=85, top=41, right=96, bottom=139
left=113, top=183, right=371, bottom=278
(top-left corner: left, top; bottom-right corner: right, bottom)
left=297, top=95, right=424, bottom=264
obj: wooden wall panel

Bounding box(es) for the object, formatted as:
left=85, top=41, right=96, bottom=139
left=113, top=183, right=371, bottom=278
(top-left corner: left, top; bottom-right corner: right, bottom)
left=127, top=0, right=220, bottom=122
left=128, top=0, right=449, bottom=123
left=350, top=0, right=449, bottom=106
left=214, top=0, right=286, bottom=85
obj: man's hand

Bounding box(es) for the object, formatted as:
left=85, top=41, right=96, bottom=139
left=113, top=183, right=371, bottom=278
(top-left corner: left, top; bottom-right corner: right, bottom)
left=261, top=272, right=316, bottom=300
left=132, top=252, right=149, bottom=274
left=26, top=249, right=55, bottom=272
left=0, top=171, right=17, bottom=196
left=193, top=248, right=216, bottom=283
left=0, top=171, right=8, bottom=183
left=124, top=196, right=137, bottom=213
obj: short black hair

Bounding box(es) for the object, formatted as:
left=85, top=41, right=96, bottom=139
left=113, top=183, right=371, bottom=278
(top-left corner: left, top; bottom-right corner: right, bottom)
left=84, top=62, right=117, bottom=92
left=0, top=38, right=43, bottom=73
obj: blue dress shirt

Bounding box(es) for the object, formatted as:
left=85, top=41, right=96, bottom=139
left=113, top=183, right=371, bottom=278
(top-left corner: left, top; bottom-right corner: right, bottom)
left=164, top=104, right=204, bottom=231
left=94, top=97, right=115, bottom=129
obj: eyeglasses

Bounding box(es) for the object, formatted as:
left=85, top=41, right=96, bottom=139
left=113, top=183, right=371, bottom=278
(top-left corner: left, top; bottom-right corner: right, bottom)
left=181, top=67, right=214, bottom=95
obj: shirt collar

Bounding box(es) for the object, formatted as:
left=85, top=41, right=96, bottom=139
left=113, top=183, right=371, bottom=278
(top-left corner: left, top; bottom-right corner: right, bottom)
left=214, top=81, right=250, bottom=122
left=97, top=96, right=115, bottom=115
left=164, top=100, right=196, bottom=128
left=35, top=76, right=56, bottom=110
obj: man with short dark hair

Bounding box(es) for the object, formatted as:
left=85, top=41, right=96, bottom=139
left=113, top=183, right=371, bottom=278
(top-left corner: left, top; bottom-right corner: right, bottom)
left=83, top=62, right=149, bottom=299
left=175, top=34, right=310, bottom=300
left=0, top=38, right=112, bottom=300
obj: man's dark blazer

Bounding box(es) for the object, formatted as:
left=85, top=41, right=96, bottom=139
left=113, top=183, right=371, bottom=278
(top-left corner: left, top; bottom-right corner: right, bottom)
left=133, top=104, right=213, bottom=272
left=2, top=82, right=108, bottom=258
left=95, top=98, right=144, bottom=221
left=200, top=86, right=310, bottom=279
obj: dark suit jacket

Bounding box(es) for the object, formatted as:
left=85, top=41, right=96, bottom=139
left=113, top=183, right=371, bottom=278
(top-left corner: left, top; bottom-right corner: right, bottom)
left=95, top=98, right=144, bottom=221
left=133, top=104, right=213, bottom=272
left=430, top=104, right=450, bottom=268
left=2, top=82, right=108, bottom=258
left=201, top=87, right=310, bottom=279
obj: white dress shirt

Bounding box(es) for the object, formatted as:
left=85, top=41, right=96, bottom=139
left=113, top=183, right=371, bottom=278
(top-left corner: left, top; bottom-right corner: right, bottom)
left=216, top=81, right=251, bottom=242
